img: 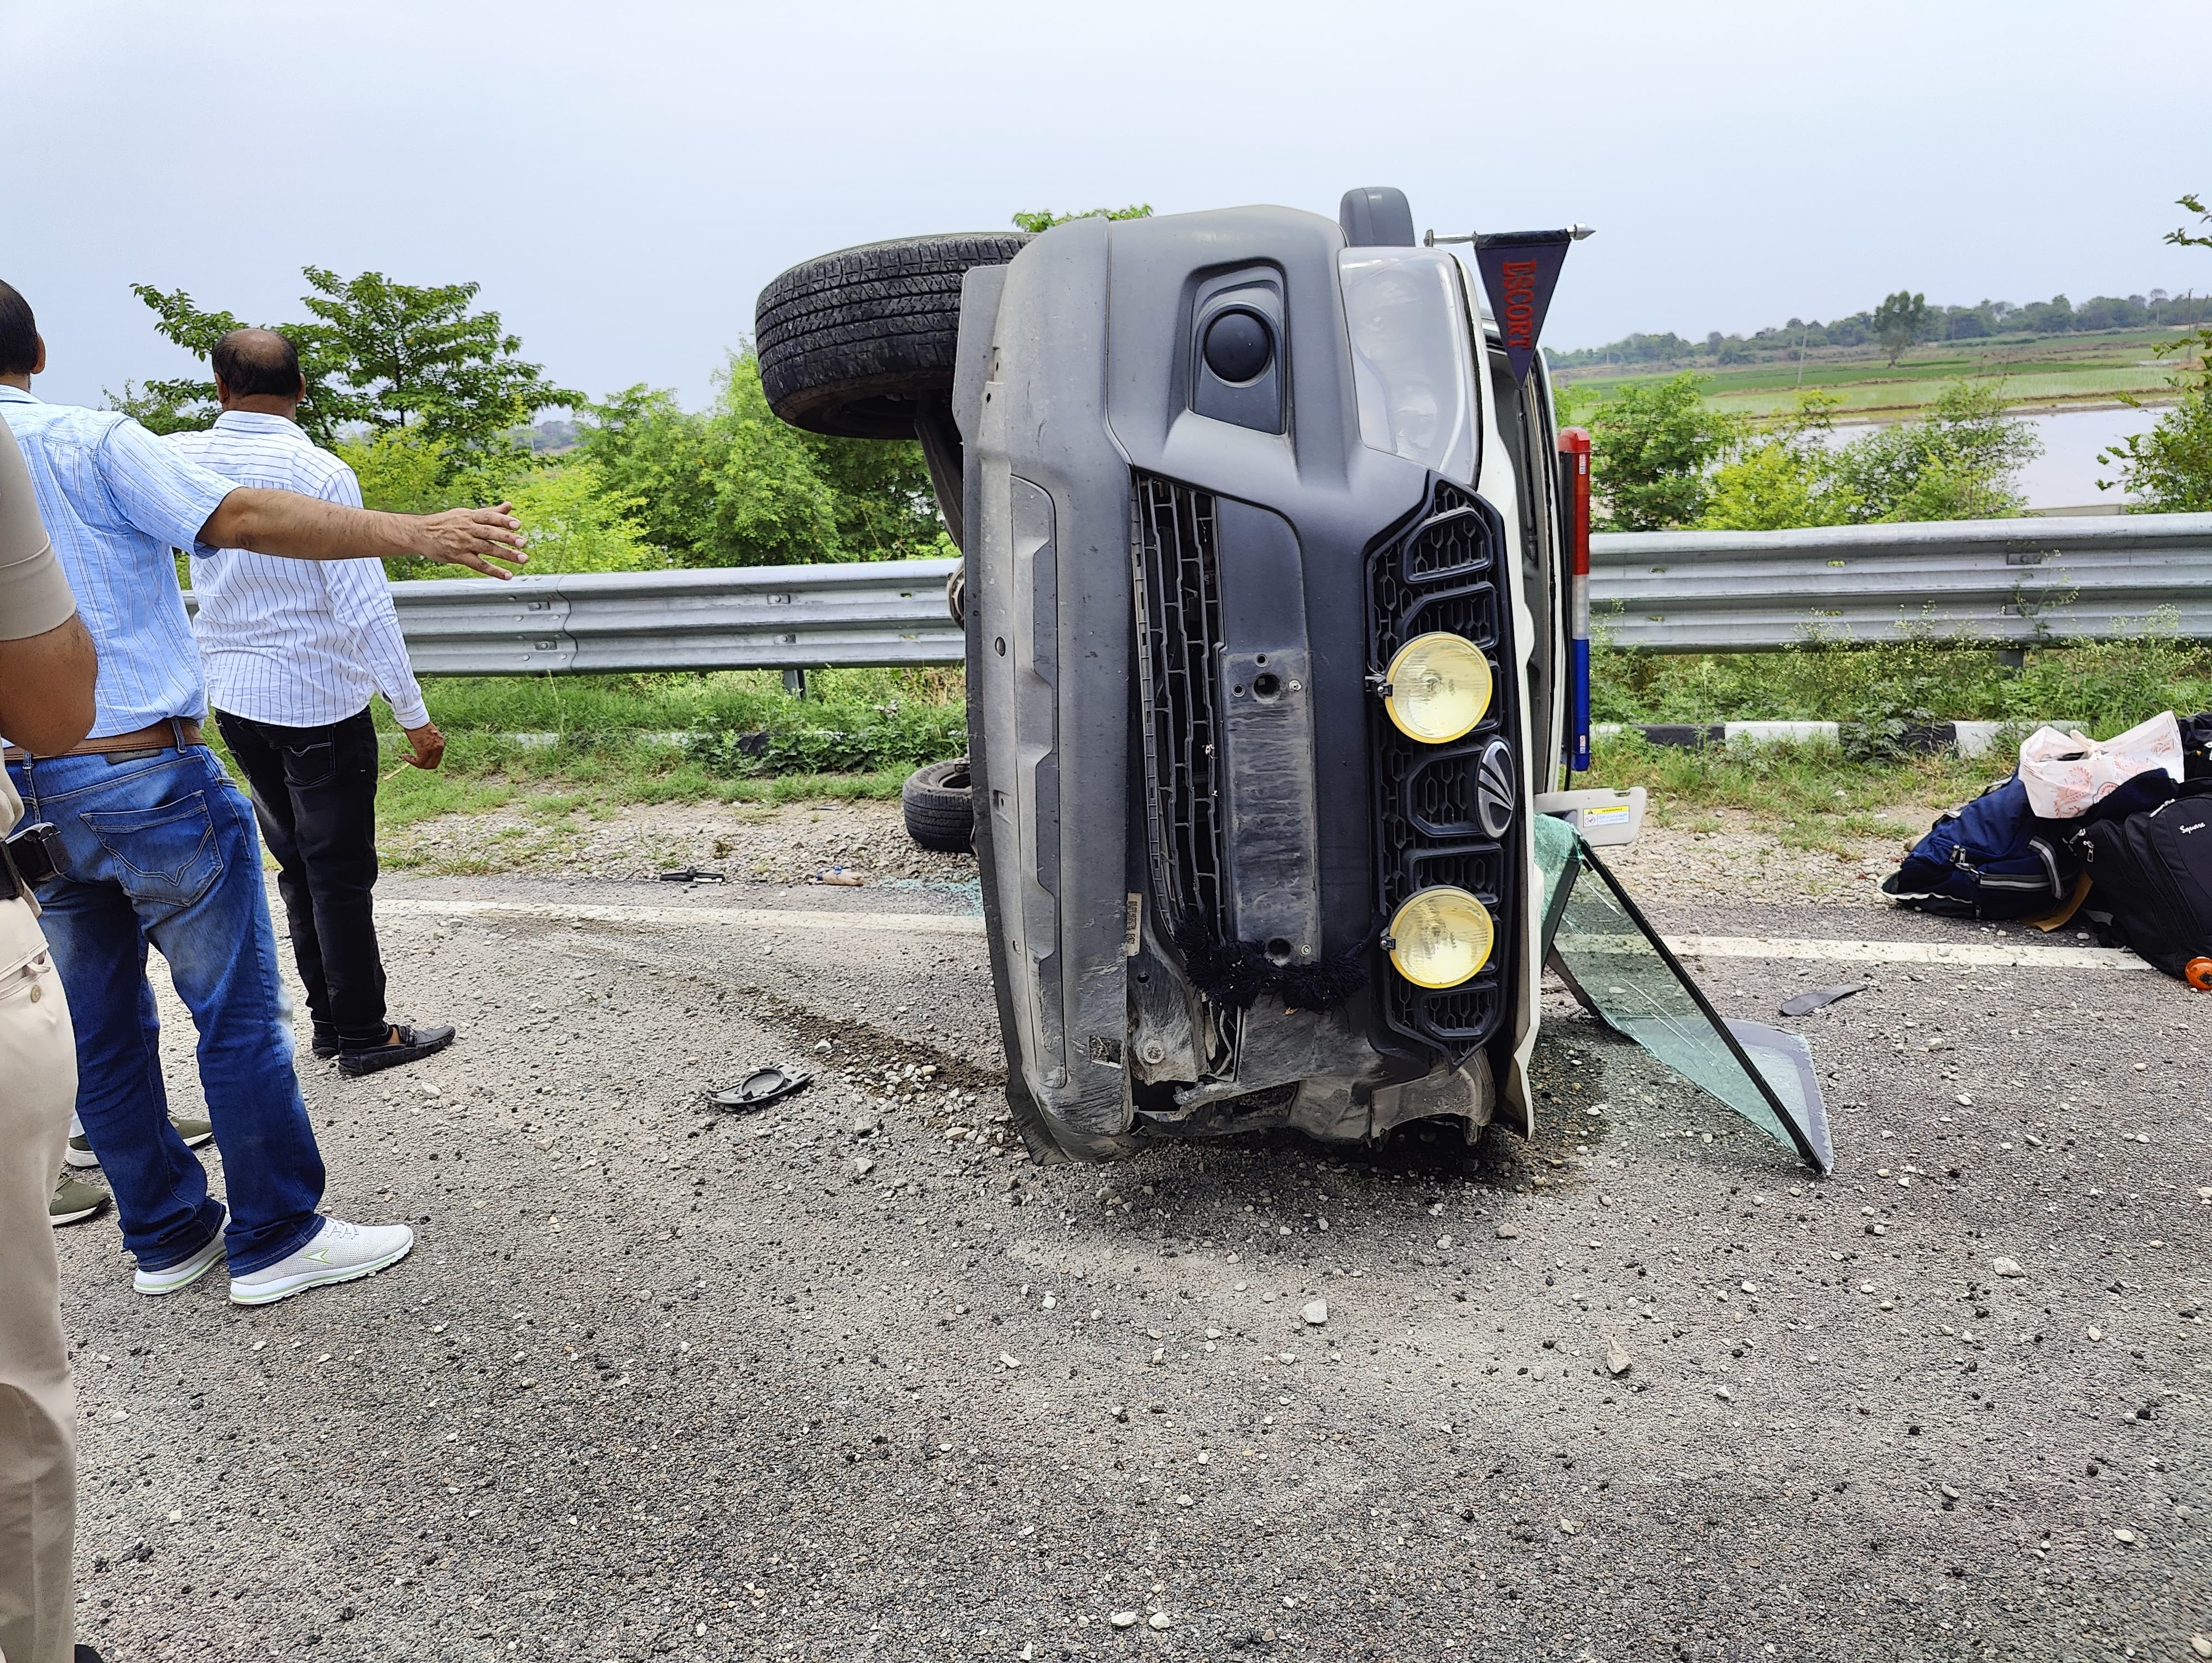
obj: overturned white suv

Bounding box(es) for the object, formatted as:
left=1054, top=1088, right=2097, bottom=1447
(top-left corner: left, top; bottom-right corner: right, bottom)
left=759, top=189, right=1829, bottom=1173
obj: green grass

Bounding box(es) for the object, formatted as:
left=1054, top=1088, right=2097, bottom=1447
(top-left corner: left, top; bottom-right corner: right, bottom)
left=401, top=663, right=966, bottom=739
left=1559, top=327, right=2195, bottom=420
left=199, top=665, right=963, bottom=832
left=1593, top=621, right=2212, bottom=735
left=1585, top=623, right=2211, bottom=847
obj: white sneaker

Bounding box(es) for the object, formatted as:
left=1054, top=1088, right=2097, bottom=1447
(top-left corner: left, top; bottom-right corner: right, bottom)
left=228, top=1217, right=414, bottom=1306
left=134, top=1215, right=228, bottom=1296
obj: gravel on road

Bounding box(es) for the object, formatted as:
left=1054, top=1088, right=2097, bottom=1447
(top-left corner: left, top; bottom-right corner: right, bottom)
left=53, top=815, right=2212, bottom=1662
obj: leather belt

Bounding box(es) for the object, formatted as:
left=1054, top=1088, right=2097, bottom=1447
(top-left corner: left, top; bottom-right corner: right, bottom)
left=3, top=716, right=204, bottom=765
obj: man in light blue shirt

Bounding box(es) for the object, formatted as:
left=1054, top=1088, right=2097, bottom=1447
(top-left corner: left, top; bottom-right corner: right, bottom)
left=0, top=278, right=524, bottom=1309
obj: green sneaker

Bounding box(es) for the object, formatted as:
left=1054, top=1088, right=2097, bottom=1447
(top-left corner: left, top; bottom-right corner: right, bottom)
left=50, top=1177, right=109, bottom=1227
left=66, top=1117, right=213, bottom=1170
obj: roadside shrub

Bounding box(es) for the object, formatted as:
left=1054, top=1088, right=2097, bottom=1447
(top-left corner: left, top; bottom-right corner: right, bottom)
left=1694, top=383, right=2039, bottom=531
left=580, top=353, right=952, bottom=567
left=1592, top=614, right=2212, bottom=739
left=683, top=697, right=964, bottom=778
left=1588, top=372, right=1741, bottom=530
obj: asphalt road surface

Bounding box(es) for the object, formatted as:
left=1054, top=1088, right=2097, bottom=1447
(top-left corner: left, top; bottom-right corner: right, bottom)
left=56, top=872, right=2210, bottom=1662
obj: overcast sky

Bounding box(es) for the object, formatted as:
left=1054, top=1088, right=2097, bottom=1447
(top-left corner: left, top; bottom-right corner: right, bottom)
left=7, top=0, right=2208, bottom=414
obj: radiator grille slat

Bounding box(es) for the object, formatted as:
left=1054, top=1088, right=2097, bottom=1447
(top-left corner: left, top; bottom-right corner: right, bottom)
left=1132, top=474, right=1228, bottom=942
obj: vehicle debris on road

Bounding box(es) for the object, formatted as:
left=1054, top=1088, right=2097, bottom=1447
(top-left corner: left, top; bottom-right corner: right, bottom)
left=703, top=1066, right=812, bottom=1111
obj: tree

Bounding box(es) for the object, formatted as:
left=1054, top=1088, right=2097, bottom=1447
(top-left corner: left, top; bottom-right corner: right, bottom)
left=1829, top=380, right=2040, bottom=521
left=1871, top=290, right=1928, bottom=365
left=1700, top=391, right=1859, bottom=530
left=2102, top=192, right=2212, bottom=513
left=1010, top=205, right=1152, bottom=233
left=580, top=353, right=947, bottom=567
left=119, top=269, right=580, bottom=492
left=1586, top=372, right=1740, bottom=530
left=1697, top=383, right=2039, bottom=530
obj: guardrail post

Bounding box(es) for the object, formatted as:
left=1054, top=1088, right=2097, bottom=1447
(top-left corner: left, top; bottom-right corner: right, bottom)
left=782, top=668, right=808, bottom=698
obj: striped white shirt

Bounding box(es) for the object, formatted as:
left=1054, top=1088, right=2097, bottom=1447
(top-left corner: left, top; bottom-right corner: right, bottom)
left=166, top=412, right=429, bottom=730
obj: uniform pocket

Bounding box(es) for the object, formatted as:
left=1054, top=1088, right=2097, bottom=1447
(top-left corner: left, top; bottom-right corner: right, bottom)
left=0, top=938, right=59, bottom=1008
left=81, top=792, right=225, bottom=912
left=281, top=740, right=337, bottom=791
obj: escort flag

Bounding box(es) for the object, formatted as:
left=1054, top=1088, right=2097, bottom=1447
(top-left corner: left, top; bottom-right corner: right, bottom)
left=1472, top=230, right=1579, bottom=383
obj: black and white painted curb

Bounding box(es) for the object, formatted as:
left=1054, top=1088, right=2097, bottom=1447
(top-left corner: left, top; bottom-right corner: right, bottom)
left=1593, top=720, right=2070, bottom=758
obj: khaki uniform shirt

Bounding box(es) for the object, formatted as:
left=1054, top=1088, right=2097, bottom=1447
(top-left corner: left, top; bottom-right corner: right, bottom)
left=0, top=416, right=79, bottom=833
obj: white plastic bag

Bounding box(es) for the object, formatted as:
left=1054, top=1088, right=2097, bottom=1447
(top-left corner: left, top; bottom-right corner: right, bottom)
left=2018, top=710, right=2183, bottom=819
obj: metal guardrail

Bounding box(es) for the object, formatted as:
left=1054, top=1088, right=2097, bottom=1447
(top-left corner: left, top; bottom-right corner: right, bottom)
left=1588, top=511, right=2212, bottom=651
left=294, top=560, right=960, bottom=674
left=182, top=511, right=2212, bottom=671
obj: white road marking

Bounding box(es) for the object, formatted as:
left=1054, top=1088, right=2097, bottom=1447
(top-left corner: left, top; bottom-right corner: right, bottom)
left=384, top=897, right=2151, bottom=972
left=1661, top=935, right=2151, bottom=972
left=378, top=897, right=985, bottom=936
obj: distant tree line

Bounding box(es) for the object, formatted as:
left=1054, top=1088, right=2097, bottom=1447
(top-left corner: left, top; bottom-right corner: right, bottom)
left=1550, top=286, right=2211, bottom=372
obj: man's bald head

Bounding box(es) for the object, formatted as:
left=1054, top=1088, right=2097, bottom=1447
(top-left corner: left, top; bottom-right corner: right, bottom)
left=211, top=328, right=304, bottom=401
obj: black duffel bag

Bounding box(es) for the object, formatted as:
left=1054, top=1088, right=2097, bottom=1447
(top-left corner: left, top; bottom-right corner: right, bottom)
left=2072, top=780, right=2212, bottom=984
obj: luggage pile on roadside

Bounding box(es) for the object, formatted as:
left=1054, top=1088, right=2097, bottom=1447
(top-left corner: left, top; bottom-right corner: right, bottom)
left=1882, top=711, right=2212, bottom=989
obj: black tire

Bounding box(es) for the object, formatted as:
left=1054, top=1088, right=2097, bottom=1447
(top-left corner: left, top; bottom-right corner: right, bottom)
left=755, top=234, right=1031, bottom=439
left=901, top=758, right=973, bottom=853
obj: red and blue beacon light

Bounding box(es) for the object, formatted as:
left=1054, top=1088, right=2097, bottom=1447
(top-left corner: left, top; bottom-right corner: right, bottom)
left=1558, top=426, right=1593, bottom=772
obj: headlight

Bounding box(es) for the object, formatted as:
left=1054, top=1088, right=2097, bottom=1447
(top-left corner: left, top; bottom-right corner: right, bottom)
left=1386, top=885, right=1496, bottom=989
left=1383, top=632, right=1492, bottom=743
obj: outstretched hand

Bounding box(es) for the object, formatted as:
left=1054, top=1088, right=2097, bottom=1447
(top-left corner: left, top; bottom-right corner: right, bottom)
left=414, top=503, right=526, bottom=578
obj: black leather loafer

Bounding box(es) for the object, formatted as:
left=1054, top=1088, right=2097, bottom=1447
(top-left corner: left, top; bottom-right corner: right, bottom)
left=337, top=1023, right=457, bottom=1078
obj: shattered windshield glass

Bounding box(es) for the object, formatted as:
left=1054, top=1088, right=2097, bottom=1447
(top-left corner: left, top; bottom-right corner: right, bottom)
left=1541, top=827, right=1833, bottom=1173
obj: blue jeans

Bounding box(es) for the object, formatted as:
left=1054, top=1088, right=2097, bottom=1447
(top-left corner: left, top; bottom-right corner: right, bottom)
left=10, top=744, right=325, bottom=1276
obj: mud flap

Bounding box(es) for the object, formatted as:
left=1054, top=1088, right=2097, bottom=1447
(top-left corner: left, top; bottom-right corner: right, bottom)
left=1536, top=820, right=1833, bottom=1174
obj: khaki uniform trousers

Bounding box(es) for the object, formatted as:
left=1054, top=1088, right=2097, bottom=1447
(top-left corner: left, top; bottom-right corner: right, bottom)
left=0, top=893, right=76, bottom=1663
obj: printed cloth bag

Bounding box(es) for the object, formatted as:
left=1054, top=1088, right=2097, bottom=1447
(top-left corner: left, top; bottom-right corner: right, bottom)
left=2018, top=711, right=2183, bottom=820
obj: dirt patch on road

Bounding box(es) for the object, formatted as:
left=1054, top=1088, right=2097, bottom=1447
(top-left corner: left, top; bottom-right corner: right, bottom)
left=1600, top=802, right=1943, bottom=909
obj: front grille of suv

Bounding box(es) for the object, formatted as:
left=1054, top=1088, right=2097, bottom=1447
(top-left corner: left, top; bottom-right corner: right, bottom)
left=1366, top=480, right=1519, bottom=1052
left=1130, top=473, right=1228, bottom=944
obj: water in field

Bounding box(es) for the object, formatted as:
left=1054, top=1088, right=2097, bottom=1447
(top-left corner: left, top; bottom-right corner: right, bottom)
left=1827, top=402, right=2165, bottom=511
left=2014, top=405, right=2166, bottom=509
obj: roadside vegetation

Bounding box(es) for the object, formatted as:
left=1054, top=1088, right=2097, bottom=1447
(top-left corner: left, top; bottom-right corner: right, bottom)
left=1593, top=618, right=2212, bottom=737
left=2099, top=192, right=2212, bottom=514
left=361, top=666, right=965, bottom=820
left=1577, top=374, right=2043, bottom=531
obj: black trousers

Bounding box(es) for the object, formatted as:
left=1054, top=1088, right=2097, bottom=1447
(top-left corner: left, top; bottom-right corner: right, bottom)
left=214, top=706, right=389, bottom=1048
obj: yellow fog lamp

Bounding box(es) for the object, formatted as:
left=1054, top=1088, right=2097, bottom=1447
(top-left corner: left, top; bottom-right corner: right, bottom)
left=1380, top=632, right=1491, bottom=743
left=1384, top=886, right=1495, bottom=989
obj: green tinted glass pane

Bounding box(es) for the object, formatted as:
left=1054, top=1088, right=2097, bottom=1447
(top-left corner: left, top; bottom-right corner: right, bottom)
left=1552, top=854, right=1827, bottom=1168
left=1532, top=809, right=1578, bottom=922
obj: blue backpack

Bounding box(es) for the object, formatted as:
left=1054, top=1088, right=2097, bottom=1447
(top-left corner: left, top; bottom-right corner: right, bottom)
left=1883, top=769, right=2177, bottom=919
left=1882, top=773, right=2075, bottom=919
